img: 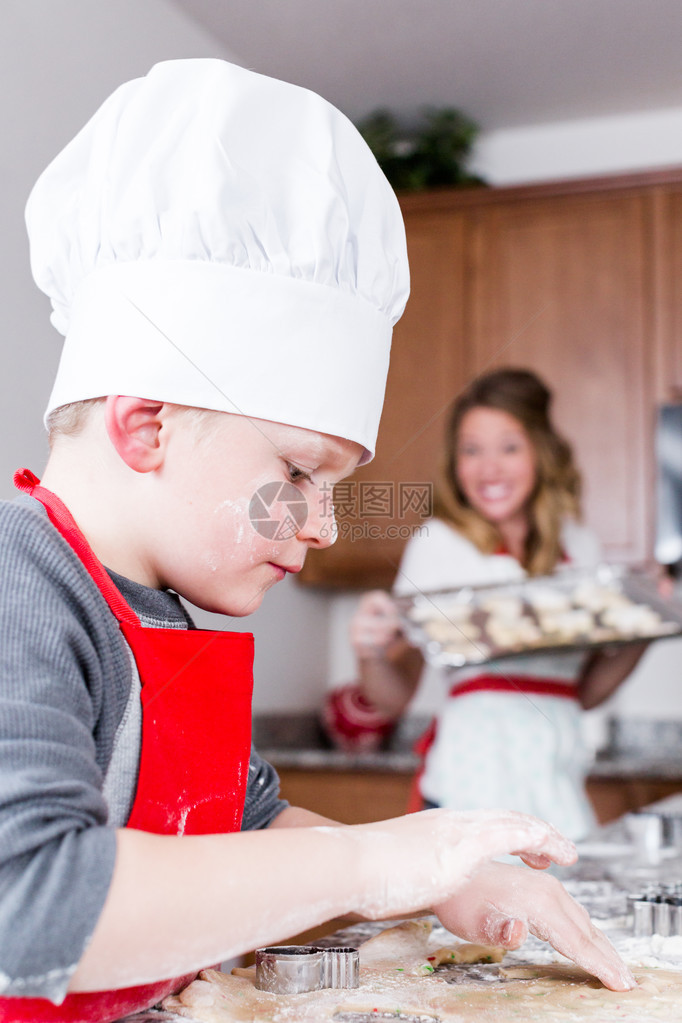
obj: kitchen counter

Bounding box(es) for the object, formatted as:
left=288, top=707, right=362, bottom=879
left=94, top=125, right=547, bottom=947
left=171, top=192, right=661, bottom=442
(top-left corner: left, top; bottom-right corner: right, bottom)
left=254, top=712, right=682, bottom=826
left=590, top=753, right=682, bottom=781
left=253, top=712, right=424, bottom=772
left=254, top=712, right=682, bottom=780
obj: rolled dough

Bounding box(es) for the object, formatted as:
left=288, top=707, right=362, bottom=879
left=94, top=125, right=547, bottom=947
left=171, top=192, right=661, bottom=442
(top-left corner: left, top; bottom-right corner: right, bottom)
left=162, top=920, right=682, bottom=1022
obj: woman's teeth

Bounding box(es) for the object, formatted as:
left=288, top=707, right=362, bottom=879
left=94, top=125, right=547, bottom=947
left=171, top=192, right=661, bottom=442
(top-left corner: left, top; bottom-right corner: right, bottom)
left=480, top=483, right=510, bottom=500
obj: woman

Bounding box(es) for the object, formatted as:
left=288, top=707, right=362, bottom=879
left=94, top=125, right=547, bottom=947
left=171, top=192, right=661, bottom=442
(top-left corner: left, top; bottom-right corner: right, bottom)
left=338, top=367, right=646, bottom=840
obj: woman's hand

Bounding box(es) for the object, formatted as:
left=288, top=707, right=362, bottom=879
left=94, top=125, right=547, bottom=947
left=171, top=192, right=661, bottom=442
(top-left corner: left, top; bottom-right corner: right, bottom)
left=350, top=590, right=403, bottom=660
left=433, top=860, right=636, bottom=992
left=349, top=590, right=424, bottom=716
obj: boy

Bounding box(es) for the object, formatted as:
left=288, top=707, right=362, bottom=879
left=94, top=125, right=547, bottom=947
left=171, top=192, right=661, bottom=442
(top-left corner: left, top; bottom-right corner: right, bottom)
left=0, top=59, right=633, bottom=1021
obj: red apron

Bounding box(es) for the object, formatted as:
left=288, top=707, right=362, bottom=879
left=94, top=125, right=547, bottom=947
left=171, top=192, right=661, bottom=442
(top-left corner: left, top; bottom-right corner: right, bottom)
left=407, top=674, right=579, bottom=814
left=2, top=469, right=255, bottom=1023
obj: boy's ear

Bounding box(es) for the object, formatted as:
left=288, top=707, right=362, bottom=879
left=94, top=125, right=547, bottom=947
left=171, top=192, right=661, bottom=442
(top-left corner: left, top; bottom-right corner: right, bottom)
left=104, top=396, right=167, bottom=472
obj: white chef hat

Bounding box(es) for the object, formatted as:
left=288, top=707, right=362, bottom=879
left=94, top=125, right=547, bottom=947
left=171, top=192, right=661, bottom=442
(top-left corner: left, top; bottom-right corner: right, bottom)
left=25, top=58, right=409, bottom=463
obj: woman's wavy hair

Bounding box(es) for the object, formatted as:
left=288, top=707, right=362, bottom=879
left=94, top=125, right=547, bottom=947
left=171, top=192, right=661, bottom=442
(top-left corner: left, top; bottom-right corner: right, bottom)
left=433, top=367, right=582, bottom=576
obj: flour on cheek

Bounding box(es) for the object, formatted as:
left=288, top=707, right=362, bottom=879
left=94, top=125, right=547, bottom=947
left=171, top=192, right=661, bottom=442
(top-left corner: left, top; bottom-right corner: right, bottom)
left=204, top=497, right=254, bottom=572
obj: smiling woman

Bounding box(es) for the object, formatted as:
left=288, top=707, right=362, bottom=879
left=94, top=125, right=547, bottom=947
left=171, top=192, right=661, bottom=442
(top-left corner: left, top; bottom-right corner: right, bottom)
left=342, top=366, right=647, bottom=839
left=434, top=367, right=582, bottom=574
left=450, top=407, right=541, bottom=559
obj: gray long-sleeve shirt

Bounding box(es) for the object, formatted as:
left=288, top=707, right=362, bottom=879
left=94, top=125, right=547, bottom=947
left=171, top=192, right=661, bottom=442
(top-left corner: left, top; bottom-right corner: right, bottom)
left=0, top=495, right=287, bottom=1001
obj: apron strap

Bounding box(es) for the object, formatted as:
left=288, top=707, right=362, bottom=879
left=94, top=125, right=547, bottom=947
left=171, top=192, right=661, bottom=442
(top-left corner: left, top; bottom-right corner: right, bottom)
left=14, top=469, right=139, bottom=627
left=450, top=675, right=578, bottom=701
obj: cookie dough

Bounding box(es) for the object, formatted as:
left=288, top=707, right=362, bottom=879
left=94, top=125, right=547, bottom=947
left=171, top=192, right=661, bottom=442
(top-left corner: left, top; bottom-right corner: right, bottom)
left=162, top=920, right=682, bottom=1022
left=405, top=572, right=680, bottom=665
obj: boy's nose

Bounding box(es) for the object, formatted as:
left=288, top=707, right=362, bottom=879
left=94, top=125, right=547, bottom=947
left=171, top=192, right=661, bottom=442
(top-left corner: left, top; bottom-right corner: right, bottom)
left=296, top=492, right=337, bottom=549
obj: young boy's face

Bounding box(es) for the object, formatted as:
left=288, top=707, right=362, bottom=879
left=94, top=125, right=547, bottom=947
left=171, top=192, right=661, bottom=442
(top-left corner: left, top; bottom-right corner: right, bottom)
left=150, top=412, right=363, bottom=616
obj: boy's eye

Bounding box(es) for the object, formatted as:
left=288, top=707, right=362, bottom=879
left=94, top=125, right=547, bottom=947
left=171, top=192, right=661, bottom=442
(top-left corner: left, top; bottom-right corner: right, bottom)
left=287, top=462, right=312, bottom=484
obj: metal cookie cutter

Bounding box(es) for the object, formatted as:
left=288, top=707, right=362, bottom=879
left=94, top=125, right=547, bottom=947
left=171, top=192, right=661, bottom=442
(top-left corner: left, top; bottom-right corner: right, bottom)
left=255, top=944, right=360, bottom=994
left=629, top=883, right=682, bottom=937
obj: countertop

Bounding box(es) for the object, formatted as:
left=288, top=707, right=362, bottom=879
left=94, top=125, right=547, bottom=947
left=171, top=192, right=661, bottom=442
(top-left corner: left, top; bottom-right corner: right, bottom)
left=138, top=793, right=682, bottom=1022
left=253, top=712, right=682, bottom=780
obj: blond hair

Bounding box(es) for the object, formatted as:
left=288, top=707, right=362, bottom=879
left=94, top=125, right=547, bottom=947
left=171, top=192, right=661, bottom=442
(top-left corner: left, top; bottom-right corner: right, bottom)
left=433, top=368, right=582, bottom=576
left=47, top=398, right=224, bottom=446
left=46, top=398, right=105, bottom=443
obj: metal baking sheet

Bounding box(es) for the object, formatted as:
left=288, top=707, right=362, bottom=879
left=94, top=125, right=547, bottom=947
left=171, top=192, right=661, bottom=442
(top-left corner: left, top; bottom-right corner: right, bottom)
left=397, top=565, right=682, bottom=668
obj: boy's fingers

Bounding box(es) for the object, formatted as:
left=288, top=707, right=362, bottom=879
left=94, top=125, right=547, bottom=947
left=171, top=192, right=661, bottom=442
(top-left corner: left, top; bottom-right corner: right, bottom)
left=468, top=814, right=577, bottom=867
left=517, top=852, right=552, bottom=869
left=435, top=861, right=635, bottom=994
left=530, top=898, right=636, bottom=992
left=424, top=809, right=578, bottom=889
left=481, top=914, right=528, bottom=949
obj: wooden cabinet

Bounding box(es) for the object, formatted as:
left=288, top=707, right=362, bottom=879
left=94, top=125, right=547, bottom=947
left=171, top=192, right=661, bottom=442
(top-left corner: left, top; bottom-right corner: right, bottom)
left=299, top=212, right=468, bottom=589
left=652, top=184, right=682, bottom=401
left=467, top=190, right=653, bottom=564
left=277, top=767, right=413, bottom=823
left=301, top=167, right=682, bottom=589
left=586, top=777, right=682, bottom=825
left=278, top=766, right=682, bottom=828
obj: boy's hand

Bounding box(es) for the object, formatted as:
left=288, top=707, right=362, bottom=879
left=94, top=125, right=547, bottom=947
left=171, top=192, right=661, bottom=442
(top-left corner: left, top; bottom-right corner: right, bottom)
left=352, top=807, right=576, bottom=919
left=433, top=861, right=636, bottom=992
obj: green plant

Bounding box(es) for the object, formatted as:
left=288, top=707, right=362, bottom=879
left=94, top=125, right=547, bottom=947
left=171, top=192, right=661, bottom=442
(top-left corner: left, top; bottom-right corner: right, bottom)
left=357, top=106, right=485, bottom=192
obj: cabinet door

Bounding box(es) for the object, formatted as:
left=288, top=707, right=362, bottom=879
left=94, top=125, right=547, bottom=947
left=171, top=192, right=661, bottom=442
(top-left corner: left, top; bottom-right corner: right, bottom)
left=467, top=192, right=654, bottom=564
left=300, top=211, right=468, bottom=588
left=652, top=184, right=682, bottom=401
left=277, top=768, right=413, bottom=824
left=587, top=777, right=682, bottom=824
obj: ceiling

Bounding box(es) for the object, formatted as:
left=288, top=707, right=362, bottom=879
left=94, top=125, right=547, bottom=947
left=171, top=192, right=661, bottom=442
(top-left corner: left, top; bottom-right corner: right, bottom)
left=171, top=0, right=682, bottom=132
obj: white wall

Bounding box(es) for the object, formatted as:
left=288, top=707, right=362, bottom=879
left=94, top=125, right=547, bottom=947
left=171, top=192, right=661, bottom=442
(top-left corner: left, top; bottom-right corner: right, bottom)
left=472, top=104, right=682, bottom=185
left=0, top=0, right=328, bottom=713
left=3, top=0, right=681, bottom=724
left=1, top=0, right=229, bottom=494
